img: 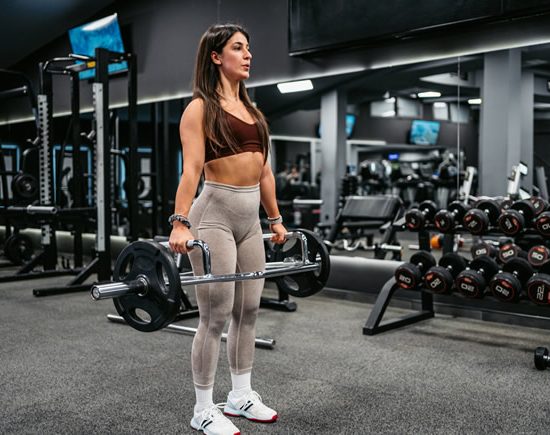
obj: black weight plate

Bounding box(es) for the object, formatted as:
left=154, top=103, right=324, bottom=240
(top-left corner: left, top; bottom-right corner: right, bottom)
left=419, top=200, right=438, bottom=219
left=513, top=199, right=536, bottom=220
left=535, top=347, right=549, bottom=370
left=526, top=274, right=550, bottom=305
left=463, top=209, right=489, bottom=235
left=535, top=212, right=550, bottom=236
left=4, top=234, right=34, bottom=265
left=476, top=199, right=501, bottom=222
left=395, top=263, right=421, bottom=289
left=498, top=243, right=521, bottom=263
left=502, top=257, right=534, bottom=283
left=470, top=242, right=496, bottom=259
left=527, top=245, right=550, bottom=267
left=405, top=209, right=425, bottom=231
left=455, top=270, right=486, bottom=298
left=112, top=240, right=181, bottom=332
left=498, top=210, right=524, bottom=236
left=11, top=173, right=38, bottom=200
left=433, top=210, right=454, bottom=233
left=439, top=253, right=467, bottom=274
left=410, top=251, right=436, bottom=271
left=274, top=229, right=330, bottom=298
left=448, top=201, right=470, bottom=220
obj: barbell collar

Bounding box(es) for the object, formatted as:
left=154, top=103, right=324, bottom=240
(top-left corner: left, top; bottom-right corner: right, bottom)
left=91, top=276, right=148, bottom=300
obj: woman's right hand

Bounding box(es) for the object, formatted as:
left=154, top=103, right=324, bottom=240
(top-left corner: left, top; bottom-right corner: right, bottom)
left=169, top=225, right=195, bottom=254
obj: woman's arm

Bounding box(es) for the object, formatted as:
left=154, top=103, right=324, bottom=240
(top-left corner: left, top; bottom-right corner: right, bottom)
left=169, top=99, right=206, bottom=253
left=260, top=160, right=287, bottom=243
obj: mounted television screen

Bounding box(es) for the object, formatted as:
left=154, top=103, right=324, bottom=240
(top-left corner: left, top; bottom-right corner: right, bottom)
left=409, top=120, right=440, bottom=145
left=317, top=113, right=356, bottom=139
left=68, top=13, right=127, bottom=80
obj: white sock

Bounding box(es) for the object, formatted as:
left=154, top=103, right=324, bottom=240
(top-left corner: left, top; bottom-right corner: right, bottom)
left=194, top=387, right=214, bottom=415
left=230, top=372, right=252, bottom=398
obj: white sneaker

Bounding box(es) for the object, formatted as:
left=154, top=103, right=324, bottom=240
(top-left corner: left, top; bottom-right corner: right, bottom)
left=224, top=390, right=278, bottom=423
left=190, top=403, right=241, bottom=435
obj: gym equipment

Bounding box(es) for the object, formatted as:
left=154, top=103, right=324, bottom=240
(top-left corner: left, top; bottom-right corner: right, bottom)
left=462, top=199, right=501, bottom=235
left=527, top=245, right=550, bottom=268
left=470, top=241, right=498, bottom=259
left=497, top=243, right=527, bottom=264
left=423, top=253, right=468, bottom=294
left=534, top=211, right=550, bottom=237
left=525, top=262, right=550, bottom=305
left=394, top=251, right=436, bottom=290
left=3, top=233, right=34, bottom=265
left=534, top=347, right=550, bottom=370
left=530, top=196, right=548, bottom=215
left=433, top=201, right=471, bottom=233
left=455, top=255, right=499, bottom=298
left=497, top=199, right=537, bottom=236
left=489, top=257, right=534, bottom=302
left=405, top=200, right=438, bottom=231
left=91, top=230, right=330, bottom=332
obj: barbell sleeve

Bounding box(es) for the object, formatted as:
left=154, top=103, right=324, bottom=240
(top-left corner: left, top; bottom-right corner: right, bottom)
left=91, top=277, right=147, bottom=300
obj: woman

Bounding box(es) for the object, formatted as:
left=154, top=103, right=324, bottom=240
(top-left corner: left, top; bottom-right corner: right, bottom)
left=169, top=24, right=286, bottom=435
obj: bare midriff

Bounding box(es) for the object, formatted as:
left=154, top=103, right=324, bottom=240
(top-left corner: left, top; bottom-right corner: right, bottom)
left=204, top=151, right=264, bottom=186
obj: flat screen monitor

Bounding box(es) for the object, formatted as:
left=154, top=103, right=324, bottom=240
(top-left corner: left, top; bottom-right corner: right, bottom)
left=409, top=120, right=440, bottom=145
left=68, top=13, right=127, bottom=80
left=317, top=113, right=356, bottom=139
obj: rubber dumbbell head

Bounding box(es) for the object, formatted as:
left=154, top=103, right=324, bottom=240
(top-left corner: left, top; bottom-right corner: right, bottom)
left=526, top=262, right=550, bottom=305
left=395, top=251, right=436, bottom=290
left=433, top=201, right=471, bottom=233
left=424, top=253, right=468, bottom=294
left=497, top=243, right=527, bottom=264
left=405, top=200, right=438, bottom=231
left=530, top=196, right=549, bottom=216
left=535, top=212, right=550, bottom=237
left=470, top=241, right=498, bottom=259
left=527, top=245, right=550, bottom=268
left=534, top=347, right=550, bottom=370
left=489, top=257, right=534, bottom=303
left=455, top=255, right=499, bottom=298
left=498, top=199, right=537, bottom=236
left=462, top=199, right=501, bottom=235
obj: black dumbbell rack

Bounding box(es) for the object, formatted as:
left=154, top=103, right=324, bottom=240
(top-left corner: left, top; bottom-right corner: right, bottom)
left=363, top=212, right=550, bottom=335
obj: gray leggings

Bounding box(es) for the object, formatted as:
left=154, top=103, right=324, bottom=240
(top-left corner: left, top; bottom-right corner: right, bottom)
left=188, top=181, right=265, bottom=389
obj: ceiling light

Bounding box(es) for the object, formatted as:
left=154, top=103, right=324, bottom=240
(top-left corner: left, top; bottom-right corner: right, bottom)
left=277, top=79, right=313, bottom=94
left=433, top=102, right=447, bottom=108
left=468, top=98, right=482, bottom=105
left=384, top=97, right=396, bottom=104
left=417, top=91, right=441, bottom=98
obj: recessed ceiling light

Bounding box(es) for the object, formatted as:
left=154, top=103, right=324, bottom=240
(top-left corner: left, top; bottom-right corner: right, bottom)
left=433, top=102, right=447, bottom=108
left=468, top=98, right=482, bottom=105
left=417, top=91, right=441, bottom=98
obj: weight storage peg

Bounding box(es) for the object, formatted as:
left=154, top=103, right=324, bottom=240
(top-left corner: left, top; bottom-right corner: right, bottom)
left=534, top=347, right=550, bottom=370
left=405, top=200, right=438, bottom=231
left=462, top=199, right=501, bottom=235
left=423, top=253, right=468, bottom=294
left=433, top=201, right=471, bottom=233
left=497, top=199, right=537, bottom=236
left=394, top=251, right=436, bottom=290
left=489, top=257, right=534, bottom=303
left=455, top=255, right=500, bottom=298
left=525, top=261, right=550, bottom=305
left=527, top=245, right=550, bottom=268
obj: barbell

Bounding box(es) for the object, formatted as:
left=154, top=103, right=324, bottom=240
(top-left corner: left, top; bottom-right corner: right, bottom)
left=90, top=229, right=330, bottom=332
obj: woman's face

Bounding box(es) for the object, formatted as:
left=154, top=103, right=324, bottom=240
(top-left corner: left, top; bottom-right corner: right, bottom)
left=213, top=31, right=252, bottom=81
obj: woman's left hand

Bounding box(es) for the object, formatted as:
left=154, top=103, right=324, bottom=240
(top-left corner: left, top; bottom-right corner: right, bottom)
left=270, top=223, right=287, bottom=244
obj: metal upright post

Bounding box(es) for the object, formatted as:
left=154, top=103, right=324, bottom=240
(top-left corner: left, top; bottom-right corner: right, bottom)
left=70, top=72, right=83, bottom=267
left=127, top=53, right=139, bottom=242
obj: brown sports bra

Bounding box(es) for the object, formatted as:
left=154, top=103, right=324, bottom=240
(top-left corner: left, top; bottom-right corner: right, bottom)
left=204, top=110, right=264, bottom=163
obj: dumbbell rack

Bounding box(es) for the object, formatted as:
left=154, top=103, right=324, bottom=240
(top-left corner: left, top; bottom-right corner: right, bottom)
left=363, top=215, right=550, bottom=335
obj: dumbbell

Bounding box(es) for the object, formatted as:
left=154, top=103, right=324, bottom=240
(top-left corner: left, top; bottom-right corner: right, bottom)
left=530, top=196, right=549, bottom=216
left=489, top=257, right=534, bottom=303
left=394, top=251, right=436, bottom=289
left=497, top=242, right=527, bottom=264
left=462, top=199, right=501, bottom=235
left=534, top=347, right=550, bottom=370
left=534, top=212, right=550, bottom=237
left=497, top=199, right=537, bottom=236
left=433, top=201, right=471, bottom=233
left=470, top=241, right=498, bottom=259
left=527, top=245, right=550, bottom=268
left=525, top=262, right=550, bottom=305
left=423, top=253, right=468, bottom=294
left=455, top=255, right=500, bottom=298
left=405, top=200, right=438, bottom=231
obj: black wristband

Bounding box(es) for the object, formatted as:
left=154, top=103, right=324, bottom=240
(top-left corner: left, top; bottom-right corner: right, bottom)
left=168, top=214, right=192, bottom=228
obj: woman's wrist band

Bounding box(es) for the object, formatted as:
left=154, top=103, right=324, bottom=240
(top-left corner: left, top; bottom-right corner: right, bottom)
left=267, top=215, right=283, bottom=225
left=168, top=214, right=192, bottom=229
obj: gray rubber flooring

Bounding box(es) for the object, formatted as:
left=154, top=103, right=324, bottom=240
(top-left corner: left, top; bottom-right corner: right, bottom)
left=1, top=270, right=549, bottom=434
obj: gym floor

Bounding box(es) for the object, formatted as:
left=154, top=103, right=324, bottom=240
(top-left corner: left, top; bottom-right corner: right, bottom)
left=1, top=267, right=549, bottom=434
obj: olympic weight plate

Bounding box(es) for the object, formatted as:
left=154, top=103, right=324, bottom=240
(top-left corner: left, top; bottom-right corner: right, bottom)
left=3, top=233, right=34, bottom=265
left=11, top=173, right=38, bottom=200
left=271, top=229, right=330, bottom=298
left=112, top=240, right=181, bottom=332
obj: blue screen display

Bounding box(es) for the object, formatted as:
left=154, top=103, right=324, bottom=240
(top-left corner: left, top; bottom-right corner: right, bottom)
left=318, top=113, right=356, bottom=139
left=409, top=120, right=440, bottom=145
left=388, top=153, right=400, bottom=161
left=68, top=13, right=127, bottom=80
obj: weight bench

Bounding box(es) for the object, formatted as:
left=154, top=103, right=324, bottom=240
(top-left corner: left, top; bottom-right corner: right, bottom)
left=319, top=195, right=404, bottom=259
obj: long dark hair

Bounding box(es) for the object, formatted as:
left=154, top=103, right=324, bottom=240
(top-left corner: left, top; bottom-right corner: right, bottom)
left=192, top=24, right=270, bottom=161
